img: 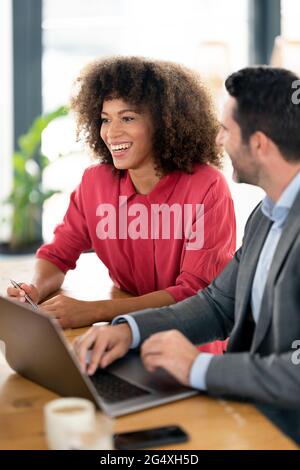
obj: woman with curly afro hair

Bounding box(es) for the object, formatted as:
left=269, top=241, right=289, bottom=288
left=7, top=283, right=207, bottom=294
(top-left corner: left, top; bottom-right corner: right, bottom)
left=10, top=57, right=236, bottom=355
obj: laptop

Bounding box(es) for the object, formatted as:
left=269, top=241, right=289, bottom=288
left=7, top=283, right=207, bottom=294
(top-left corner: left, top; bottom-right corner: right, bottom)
left=0, top=296, right=197, bottom=417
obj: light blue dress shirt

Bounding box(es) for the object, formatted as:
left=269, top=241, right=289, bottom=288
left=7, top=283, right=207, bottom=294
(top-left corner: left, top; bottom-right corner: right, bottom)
left=113, top=171, right=300, bottom=390
left=251, top=171, right=300, bottom=321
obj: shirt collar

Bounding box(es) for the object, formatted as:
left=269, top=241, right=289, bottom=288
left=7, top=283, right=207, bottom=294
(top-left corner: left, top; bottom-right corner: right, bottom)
left=119, top=171, right=136, bottom=199
left=262, top=170, right=300, bottom=226
left=119, top=170, right=181, bottom=203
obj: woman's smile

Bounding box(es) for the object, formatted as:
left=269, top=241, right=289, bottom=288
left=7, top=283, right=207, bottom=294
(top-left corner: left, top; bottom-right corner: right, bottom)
left=109, top=141, right=133, bottom=158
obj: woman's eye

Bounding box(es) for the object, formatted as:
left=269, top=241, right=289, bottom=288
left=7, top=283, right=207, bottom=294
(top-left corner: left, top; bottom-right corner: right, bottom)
left=101, top=117, right=110, bottom=124
left=122, top=116, right=135, bottom=122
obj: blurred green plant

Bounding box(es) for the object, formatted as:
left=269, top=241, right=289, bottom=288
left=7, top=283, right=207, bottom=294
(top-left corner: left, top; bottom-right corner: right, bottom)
left=4, top=106, right=68, bottom=251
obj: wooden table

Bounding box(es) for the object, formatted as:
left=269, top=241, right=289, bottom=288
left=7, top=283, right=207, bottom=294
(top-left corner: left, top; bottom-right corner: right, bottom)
left=0, top=253, right=298, bottom=450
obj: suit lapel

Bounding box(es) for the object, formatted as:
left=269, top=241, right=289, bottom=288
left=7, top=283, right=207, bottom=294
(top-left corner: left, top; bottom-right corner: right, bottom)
left=235, top=214, right=271, bottom=324
left=252, top=191, right=300, bottom=351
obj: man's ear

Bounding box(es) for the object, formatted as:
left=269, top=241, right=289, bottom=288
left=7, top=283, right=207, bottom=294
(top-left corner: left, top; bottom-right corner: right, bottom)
left=249, top=131, right=270, bottom=160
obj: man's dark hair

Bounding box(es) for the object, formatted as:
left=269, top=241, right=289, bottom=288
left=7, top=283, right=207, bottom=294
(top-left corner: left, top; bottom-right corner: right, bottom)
left=225, top=66, right=300, bottom=161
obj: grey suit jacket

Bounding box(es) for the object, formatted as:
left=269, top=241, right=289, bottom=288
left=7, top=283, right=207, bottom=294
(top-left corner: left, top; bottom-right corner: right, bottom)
left=130, top=190, right=300, bottom=414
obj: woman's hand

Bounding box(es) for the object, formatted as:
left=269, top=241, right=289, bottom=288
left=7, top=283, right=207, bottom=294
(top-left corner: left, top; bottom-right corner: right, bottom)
left=39, top=295, right=107, bottom=328
left=73, top=323, right=132, bottom=375
left=7, top=283, right=40, bottom=304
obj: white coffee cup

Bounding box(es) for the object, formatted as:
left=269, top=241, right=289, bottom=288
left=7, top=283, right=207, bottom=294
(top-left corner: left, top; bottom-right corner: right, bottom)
left=66, top=414, right=114, bottom=450
left=44, top=397, right=96, bottom=450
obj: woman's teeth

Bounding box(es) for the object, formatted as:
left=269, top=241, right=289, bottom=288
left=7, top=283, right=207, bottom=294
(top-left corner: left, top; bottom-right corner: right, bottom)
left=111, top=143, right=132, bottom=151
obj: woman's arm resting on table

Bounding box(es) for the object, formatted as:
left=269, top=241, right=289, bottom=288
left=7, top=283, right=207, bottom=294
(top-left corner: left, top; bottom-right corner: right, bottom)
left=39, top=290, right=176, bottom=329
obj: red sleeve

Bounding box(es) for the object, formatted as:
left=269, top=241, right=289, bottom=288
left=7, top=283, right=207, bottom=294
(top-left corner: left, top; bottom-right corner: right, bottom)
left=36, top=175, right=92, bottom=273
left=165, top=176, right=236, bottom=302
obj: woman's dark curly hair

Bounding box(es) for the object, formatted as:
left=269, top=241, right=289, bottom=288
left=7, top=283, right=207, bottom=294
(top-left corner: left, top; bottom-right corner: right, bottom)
left=70, top=56, right=222, bottom=174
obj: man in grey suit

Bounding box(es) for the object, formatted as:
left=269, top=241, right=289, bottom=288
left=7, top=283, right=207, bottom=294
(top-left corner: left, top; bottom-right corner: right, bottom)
left=75, top=67, right=300, bottom=443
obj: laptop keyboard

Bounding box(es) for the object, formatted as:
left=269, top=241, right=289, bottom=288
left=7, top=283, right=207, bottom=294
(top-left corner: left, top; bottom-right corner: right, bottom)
left=90, top=369, right=151, bottom=403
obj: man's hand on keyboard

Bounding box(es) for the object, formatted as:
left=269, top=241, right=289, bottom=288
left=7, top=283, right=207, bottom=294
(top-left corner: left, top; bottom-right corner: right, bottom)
left=73, top=323, right=132, bottom=375
left=141, top=330, right=199, bottom=386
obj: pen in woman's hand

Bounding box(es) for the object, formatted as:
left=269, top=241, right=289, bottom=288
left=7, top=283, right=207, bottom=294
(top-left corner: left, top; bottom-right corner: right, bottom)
left=9, top=279, right=38, bottom=309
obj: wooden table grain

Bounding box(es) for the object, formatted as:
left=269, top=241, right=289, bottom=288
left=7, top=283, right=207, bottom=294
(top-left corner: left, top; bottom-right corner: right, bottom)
left=0, top=253, right=298, bottom=450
